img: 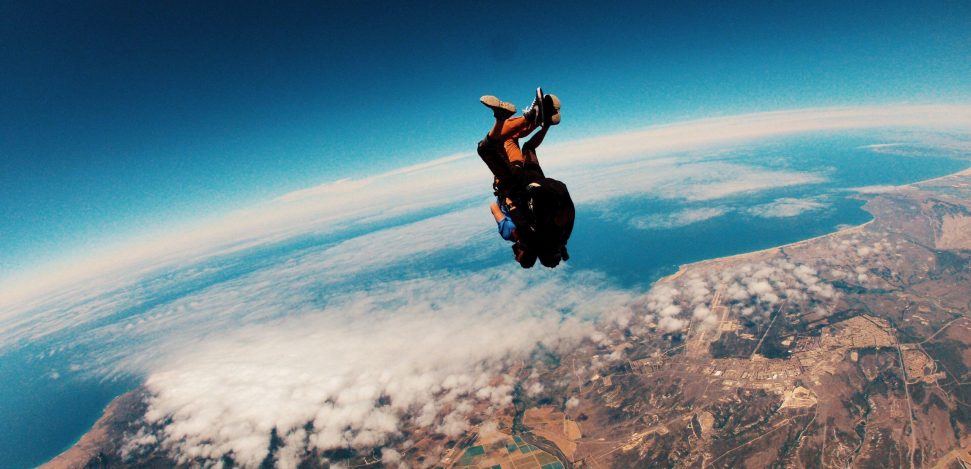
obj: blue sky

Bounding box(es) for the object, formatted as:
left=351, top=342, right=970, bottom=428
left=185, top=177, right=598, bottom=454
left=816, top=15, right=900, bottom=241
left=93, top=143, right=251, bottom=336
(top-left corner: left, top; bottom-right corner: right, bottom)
left=1, top=0, right=969, bottom=276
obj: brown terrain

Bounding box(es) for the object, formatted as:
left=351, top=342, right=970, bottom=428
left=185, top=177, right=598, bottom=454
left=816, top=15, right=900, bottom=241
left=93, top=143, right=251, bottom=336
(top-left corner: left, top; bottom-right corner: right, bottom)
left=40, top=390, right=149, bottom=469
left=48, top=168, right=971, bottom=468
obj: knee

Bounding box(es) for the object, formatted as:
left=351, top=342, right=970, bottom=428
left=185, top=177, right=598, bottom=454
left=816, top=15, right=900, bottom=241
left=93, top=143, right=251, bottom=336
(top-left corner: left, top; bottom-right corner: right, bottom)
left=477, top=137, right=498, bottom=157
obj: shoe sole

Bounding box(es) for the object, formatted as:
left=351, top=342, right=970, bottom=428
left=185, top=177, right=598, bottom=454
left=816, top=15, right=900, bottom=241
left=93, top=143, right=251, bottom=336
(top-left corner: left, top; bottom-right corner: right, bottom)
left=480, top=95, right=516, bottom=114
left=544, top=94, right=561, bottom=125
left=545, top=94, right=560, bottom=112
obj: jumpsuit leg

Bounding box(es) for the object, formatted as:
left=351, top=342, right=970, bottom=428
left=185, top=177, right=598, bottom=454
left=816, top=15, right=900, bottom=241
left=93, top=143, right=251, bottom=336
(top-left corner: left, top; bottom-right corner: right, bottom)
left=488, top=116, right=537, bottom=142
left=504, top=139, right=525, bottom=165
left=477, top=138, right=514, bottom=185
left=479, top=116, right=539, bottom=194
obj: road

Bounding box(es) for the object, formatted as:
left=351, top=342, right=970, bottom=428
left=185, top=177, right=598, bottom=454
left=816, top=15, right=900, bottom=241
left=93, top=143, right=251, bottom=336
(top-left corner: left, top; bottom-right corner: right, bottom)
left=895, top=334, right=918, bottom=469
left=751, top=301, right=785, bottom=360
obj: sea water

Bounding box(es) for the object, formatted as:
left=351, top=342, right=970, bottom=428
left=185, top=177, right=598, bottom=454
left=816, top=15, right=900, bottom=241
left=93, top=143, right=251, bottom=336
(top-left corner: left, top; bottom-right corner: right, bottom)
left=567, top=134, right=970, bottom=288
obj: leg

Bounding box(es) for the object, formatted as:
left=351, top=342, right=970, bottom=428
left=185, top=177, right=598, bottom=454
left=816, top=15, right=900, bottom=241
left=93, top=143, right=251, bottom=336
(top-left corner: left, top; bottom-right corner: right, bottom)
left=486, top=116, right=531, bottom=166
left=478, top=96, right=537, bottom=195
left=522, top=147, right=539, bottom=167
left=490, top=116, right=537, bottom=141
left=504, top=139, right=525, bottom=165
left=477, top=138, right=514, bottom=185
left=487, top=115, right=507, bottom=141
left=481, top=95, right=538, bottom=141
left=481, top=95, right=516, bottom=140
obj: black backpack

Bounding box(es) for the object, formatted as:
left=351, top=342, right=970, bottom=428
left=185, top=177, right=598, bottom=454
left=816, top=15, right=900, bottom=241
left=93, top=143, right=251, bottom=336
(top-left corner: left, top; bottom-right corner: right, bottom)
left=515, top=177, right=575, bottom=267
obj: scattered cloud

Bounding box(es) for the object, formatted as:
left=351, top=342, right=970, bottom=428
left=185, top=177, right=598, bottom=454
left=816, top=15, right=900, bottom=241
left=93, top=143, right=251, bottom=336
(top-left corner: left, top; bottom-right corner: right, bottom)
left=642, top=259, right=839, bottom=333
left=847, top=185, right=900, bottom=194
left=567, top=159, right=827, bottom=204
left=644, top=234, right=900, bottom=332
left=861, top=138, right=971, bottom=158
left=747, top=197, right=829, bottom=218
left=629, top=207, right=728, bottom=230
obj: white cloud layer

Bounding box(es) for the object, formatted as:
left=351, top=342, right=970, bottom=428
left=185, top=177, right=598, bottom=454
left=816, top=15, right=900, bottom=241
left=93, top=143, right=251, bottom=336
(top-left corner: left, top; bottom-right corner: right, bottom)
left=122, top=267, right=633, bottom=468
left=0, top=207, right=493, bottom=356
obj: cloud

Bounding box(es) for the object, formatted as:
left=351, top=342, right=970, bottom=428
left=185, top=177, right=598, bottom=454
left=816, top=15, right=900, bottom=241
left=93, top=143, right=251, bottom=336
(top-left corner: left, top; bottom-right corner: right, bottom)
left=541, top=105, right=971, bottom=170
left=119, top=267, right=634, bottom=468
left=664, top=167, right=825, bottom=202
left=567, top=159, right=827, bottom=204
left=641, top=259, right=839, bottom=333
left=847, top=185, right=901, bottom=194
left=657, top=316, right=687, bottom=332
left=0, top=207, right=494, bottom=355
left=861, top=137, right=971, bottom=158
left=747, top=197, right=829, bottom=218
left=628, top=207, right=728, bottom=230
left=0, top=206, right=633, bottom=467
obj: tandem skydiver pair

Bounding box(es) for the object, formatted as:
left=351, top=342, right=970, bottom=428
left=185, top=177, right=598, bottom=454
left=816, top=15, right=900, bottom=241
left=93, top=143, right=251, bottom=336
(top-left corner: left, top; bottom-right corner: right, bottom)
left=476, top=88, right=574, bottom=269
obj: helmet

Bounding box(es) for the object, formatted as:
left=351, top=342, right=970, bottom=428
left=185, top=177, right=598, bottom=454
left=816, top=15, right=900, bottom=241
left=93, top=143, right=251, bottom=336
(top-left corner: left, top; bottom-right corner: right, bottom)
left=512, top=242, right=537, bottom=268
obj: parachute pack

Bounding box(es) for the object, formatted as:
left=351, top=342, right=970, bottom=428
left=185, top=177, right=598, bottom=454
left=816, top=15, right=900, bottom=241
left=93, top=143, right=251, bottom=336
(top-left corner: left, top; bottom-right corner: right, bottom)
left=503, top=173, right=574, bottom=268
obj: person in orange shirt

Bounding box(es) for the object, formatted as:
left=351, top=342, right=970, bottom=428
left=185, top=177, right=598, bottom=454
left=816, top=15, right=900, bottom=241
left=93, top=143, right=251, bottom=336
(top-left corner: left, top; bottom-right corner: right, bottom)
left=476, top=88, right=572, bottom=268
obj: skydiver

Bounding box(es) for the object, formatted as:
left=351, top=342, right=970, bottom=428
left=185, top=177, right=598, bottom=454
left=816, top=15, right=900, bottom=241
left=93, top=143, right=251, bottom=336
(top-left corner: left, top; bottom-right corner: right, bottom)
left=476, top=88, right=574, bottom=268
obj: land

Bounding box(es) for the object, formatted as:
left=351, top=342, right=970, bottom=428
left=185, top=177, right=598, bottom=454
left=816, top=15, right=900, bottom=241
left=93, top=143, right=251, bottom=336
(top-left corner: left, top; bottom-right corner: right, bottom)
left=48, top=167, right=971, bottom=468
left=40, top=390, right=151, bottom=469
left=556, top=167, right=971, bottom=468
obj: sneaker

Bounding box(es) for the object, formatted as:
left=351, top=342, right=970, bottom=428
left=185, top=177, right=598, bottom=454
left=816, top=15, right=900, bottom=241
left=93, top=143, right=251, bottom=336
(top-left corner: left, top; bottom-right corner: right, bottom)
left=480, top=95, right=516, bottom=120
left=522, top=87, right=544, bottom=125
left=543, top=94, right=561, bottom=126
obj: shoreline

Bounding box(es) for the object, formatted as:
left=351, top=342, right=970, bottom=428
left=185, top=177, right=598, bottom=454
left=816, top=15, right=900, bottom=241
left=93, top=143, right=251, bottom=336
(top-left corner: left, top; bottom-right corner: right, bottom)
left=659, top=164, right=971, bottom=285
left=661, top=219, right=874, bottom=284
left=40, top=389, right=140, bottom=469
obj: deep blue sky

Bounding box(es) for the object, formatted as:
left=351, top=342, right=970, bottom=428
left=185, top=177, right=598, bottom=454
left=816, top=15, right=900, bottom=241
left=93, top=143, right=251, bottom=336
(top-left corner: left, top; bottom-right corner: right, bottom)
left=1, top=0, right=969, bottom=277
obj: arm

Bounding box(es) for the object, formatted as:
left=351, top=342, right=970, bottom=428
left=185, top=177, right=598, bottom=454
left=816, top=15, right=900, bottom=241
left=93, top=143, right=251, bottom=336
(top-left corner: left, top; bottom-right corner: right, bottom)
left=522, top=125, right=549, bottom=153
left=491, top=201, right=517, bottom=241
left=490, top=201, right=505, bottom=222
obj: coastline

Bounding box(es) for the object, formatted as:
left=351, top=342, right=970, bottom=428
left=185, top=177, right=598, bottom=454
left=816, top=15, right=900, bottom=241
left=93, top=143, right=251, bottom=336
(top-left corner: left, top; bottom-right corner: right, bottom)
left=40, top=389, right=141, bottom=469
left=660, top=220, right=873, bottom=284
left=659, top=164, right=971, bottom=285
left=910, top=165, right=971, bottom=184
